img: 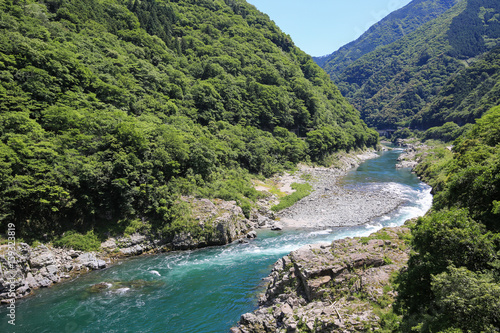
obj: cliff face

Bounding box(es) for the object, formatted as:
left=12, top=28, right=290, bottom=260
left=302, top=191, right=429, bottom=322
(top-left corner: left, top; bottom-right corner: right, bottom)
left=232, top=227, right=411, bottom=332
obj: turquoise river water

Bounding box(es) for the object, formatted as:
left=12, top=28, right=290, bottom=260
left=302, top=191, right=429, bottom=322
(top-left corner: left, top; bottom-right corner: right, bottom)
left=1, top=148, right=432, bottom=333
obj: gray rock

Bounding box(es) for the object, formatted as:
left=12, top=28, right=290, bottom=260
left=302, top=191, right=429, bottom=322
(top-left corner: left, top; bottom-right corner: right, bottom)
left=43, top=265, right=60, bottom=282
left=77, top=253, right=106, bottom=270
left=270, top=223, right=283, bottom=231
left=120, top=244, right=146, bottom=256
left=29, top=250, right=55, bottom=268
left=68, top=250, right=80, bottom=258
left=233, top=227, right=412, bottom=332
left=116, top=233, right=147, bottom=248
left=0, top=198, right=255, bottom=302
left=101, top=238, right=117, bottom=251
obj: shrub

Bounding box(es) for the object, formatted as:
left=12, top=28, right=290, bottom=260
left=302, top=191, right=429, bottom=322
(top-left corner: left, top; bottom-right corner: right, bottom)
left=271, top=182, right=312, bottom=211
left=53, top=230, right=101, bottom=252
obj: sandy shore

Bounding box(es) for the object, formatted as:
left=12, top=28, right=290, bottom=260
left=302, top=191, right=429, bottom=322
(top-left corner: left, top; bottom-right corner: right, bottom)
left=270, top=151, right=406, bottom=228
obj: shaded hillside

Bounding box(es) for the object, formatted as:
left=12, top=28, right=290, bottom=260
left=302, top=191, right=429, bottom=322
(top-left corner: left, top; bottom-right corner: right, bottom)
left=0, top=0, right=378, bottom=241
left=331, top=0, right=500, bottom=129
left=315, top=0, right=459, bottom=79
left=412, top=46, right=500, bottom=128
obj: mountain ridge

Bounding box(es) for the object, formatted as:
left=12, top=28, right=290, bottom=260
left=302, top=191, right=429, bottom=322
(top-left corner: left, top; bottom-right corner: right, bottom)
left=314, top=0, right=460, bottom=80
left=322, top=0, right=500, bottom=129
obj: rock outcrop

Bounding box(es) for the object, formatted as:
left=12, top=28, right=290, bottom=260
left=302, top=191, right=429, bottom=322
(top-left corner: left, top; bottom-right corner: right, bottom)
left=99, top=197, right=255, bottom=255
left=232, top=227, right=410, bottom=332
left=0, top=244, right=108, bottom=302
left=394, top=140, right=429, bottom=170
left=187, top=197, right=254, bottom=247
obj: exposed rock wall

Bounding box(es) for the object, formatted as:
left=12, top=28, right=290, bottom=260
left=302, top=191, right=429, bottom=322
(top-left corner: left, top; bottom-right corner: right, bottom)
left=232, top=227, right=411, bottom=333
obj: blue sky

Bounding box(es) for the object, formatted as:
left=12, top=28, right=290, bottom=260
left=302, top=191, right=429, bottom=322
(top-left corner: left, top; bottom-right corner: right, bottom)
left=247, top=0, right=413, bottom=57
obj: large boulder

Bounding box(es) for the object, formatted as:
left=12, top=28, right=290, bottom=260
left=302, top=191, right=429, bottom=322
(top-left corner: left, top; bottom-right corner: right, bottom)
left=77, top=253, right=107, bottom=270
left=175, top=197, right=255, bottom=250
left=233, top=227, right=411, bottom=332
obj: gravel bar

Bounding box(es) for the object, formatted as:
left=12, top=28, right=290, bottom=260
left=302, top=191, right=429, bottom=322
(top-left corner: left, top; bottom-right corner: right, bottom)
left=277, top=166, right=405, bottom=228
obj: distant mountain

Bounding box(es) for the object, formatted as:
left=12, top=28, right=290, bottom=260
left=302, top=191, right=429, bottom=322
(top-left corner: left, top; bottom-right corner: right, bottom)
left=314, top=0, right=460, bottom=79
left=317, top=0, right=500, bottom=129
left=412, top=47, right=500, bottom=128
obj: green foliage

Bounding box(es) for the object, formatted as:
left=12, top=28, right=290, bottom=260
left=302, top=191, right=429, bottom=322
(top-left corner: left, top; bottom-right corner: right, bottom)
left=195, top=168, right=261, bottom=218
left=360, top=230, right=393, bottom=245
left=422, top=122, right=468, bottom=142
left=0, top=0, right=376, bottom=242
left=316, top=0, right=460, bottom=76
left=390, top=128, right=414, bottom=143
left=396, top=106, right=500, bottom=332
left=53, top=230, right=101, bottom=252
left=433, top=106, right=500, bottom=230
left=413, top=47, right=500, bottom=129
left=396, top=208, right=499, bottom=325
left=271, top=182, right=312, bottom=212
left=413, top=145, right=454, bottom=193
left=430, top=266, right=500, bottom=332
left=306, top=124, right=378, bottom=162
left=383, top=256, right=393, bottom=265
left=121, top=219, right=150, bottom=236
left=376, top=309, right=402, bottom=333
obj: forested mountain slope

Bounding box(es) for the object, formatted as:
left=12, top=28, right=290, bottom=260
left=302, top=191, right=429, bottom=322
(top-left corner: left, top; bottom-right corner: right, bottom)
left=412, top=46, right=500, bottom=128
left=329, top=0, right=500, bottom=129
left=0, top=0, right=378, bottom=241
left=314, top=0, right=459, bottom=79
left=396, top=105, right=500, bottom=332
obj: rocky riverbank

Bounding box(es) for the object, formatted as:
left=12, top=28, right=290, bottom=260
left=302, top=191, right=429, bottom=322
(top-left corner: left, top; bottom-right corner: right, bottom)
left=0, top=197, right=255, bottom=302
left=230, top=147, right=425, bottom=332
left=277, top=166, right=404, bottom=229
left=0, top=148, right=406, bottom=303
left=394, top=139, right=430, bottom=169
left=231, top=226, right=411, bottom=332
left=0, top=243, right=107, bottom=302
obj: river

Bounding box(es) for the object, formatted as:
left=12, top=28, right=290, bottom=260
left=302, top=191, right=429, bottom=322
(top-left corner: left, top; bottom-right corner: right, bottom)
left=0, top=148, right=432, bottom=333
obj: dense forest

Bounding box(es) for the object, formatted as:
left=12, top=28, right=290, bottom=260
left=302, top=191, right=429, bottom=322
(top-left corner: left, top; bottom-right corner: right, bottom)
left=319, top=0, right=500, bottom=130
left=412, top=46, right=500, bottom=129
left=0, top=0, right=378, bottom=242
left=395, top=105, right=500, bottom=332
left=314, top=0, right=459, bottom=79
left=2, top=0, right=500, bottom=331
left=316, top=2, right=500, bottom=330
